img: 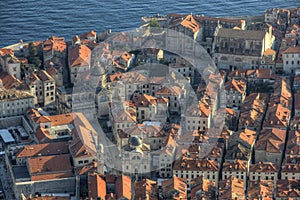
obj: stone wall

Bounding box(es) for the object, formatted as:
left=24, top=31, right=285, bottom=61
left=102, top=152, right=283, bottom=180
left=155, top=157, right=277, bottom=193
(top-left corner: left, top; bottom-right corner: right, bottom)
left=14, top=177, right=76, bottom=200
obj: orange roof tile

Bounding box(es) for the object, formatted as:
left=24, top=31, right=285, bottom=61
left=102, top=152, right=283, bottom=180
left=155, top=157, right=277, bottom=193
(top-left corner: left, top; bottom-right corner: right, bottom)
left=190, top=176, right=216, bottom=199
left=135, top=179, right=158, bottom=200
left=0, top=72, right=22, bottom=89
left=27, top=154, right=73, bottom=181
left=276, top=180, right=300, bottom=198
left=218, top=177, right=245, bottom=199
left=225, top=79, right=246, bottom=94
left=68, top=45, right=91, bottom=67
left=180, top=15, right=201, bottom=33
left=115, top=174, right=131, bottom=200
left=249, top=162, right=277, bottom=172
left=88, top=173, right=106, bottom=200
left=222, top=159, right=247, bottom=172
left=16, top=142, right=69, bottom=158
left=161, top=176, right=187, bottom=200
left=0, top=48, right=14, bottom=56
left=255, top=128, right=286, bottom=153
left=247, top=180, right=274, bottom=200
left=263, top=48, right=276, bottom=56
left=283, top=46, right=300, bottom=54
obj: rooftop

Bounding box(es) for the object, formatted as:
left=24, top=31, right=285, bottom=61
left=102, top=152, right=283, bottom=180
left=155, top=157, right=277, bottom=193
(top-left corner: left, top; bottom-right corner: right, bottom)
left=217, top=28, right=266, bottom=40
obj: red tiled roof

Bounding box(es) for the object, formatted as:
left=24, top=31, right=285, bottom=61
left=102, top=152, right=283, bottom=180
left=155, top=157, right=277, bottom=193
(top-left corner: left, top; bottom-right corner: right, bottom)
left=0, top=48, right=14, bottom=56
left=88, top=173, right=106, bottom=200
left=68, top=45, right=91, bottom=67
left=161, top=176, right=187, bottom=200
left=28, top=154, right=73, bottom=181
left=16, top=142, right=69, bottom=158
left=0, top=72, right=22, bottom=89
left=225, top=79, right=246, bottom=94
left=135, top=179, right=158, bottom=200
left=181, top=15, right=201, bottom=33
left=116, top=174, right=132, bottom=200
left=283, top=46, right=300, bottom=54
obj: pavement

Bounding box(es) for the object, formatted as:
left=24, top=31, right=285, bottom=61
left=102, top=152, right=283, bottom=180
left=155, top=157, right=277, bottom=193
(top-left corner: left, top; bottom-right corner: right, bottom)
left=0, top=162, right=15, bottom=200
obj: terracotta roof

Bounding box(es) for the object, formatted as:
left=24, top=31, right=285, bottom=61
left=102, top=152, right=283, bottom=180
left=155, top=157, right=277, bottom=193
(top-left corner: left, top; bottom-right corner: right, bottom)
left=263, top=48, right=276, bottom=56
left=75, top=162, right=97, bottom=175
left=225, top=79, right=246, bottom=94
left=38, top=70, right=54, bottom=82
left=180, top=15, right=201, bottom=33
left=88, top=173, right=106, bottom=200
left=255, top=128, right=286, bottom=153
left=190, top=176, right=216, bottom=200
left=239, top=93, right=268, bottom=128
left=135, top=179, right=158, bottom=200
left=173, top=156, right=219, bottom=172
left=161, top=176, right=187, bottom=200
left=286, top=130, right=300, bottom=156
left=0, top=72, right=22, bottom=89
left=218, top=177, right=245, bottom=199
left=27, top=154, right=73, bottom=181
left=281, top=162, right=300, bottom=173
left=68, top=45, right=91, bottom=67
left=156, top=85, right=183, bottom=96
left=222, top=159, right=247, bottom=172
left=46, top=66, right=58, bottom=76
left=185, top=101, right=210, bottom=118
left=217, top=28, right=266, bottom=40
left=132, top=94, right=167, bottom=108
left=276, top=180, right=300, bottom=198
left=226, top=108, right=238, bottom=116
left=33, top=113, right=75, bottom=126
left=255, top=69, right=276, bottom=80
left=115, top=174, right=131, bottom=200
left=120, top=52, right=132, bottom=62
left=247, top=180, right=274, bottom=200
left=0, top=48, right=14, bottom=56
left=263, top=104, right=291, bottom=129
left=80, top=30, right=97, bottom=40
left=226, top=130, right=254, bottom=160
left=249, top=162, right=277, bottom=172
left=69, top=125, right=97, bottom=158
left=43, top=36, right=66, bottom=53
left=0, top=87, right=34, bottom=102
left=167, top=13, right=245, bottom=24
left=16, top=142, right=69, bottom=158
left=228, top=69, right=247, bottom=79
left=283, top=46, right=300, bottom=54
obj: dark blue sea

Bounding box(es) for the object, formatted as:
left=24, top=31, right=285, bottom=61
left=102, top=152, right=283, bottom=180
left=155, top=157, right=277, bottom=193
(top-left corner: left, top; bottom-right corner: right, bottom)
left=0, top=0, right=299, bottom=47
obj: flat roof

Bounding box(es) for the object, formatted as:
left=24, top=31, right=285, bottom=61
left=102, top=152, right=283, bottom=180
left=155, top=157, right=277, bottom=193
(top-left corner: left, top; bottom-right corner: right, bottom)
left=17, top=126, right=29, bottom=138
left=0, top=129, right=15, bottom=143
left=12, top=166, right=30, bottom=180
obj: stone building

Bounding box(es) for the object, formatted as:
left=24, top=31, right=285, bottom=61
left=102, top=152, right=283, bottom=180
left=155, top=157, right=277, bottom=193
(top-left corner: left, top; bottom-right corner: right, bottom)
left=0, top=49, right=21, bottom=79
left=0, top=86, right=34, bottom=118
left=213, top=27, right=273, bottom=70
left=68, top=44, right=91, bottom=84
left=224, top=79, right=247, bottom=109
left=282, top=46, right=300, bottom=74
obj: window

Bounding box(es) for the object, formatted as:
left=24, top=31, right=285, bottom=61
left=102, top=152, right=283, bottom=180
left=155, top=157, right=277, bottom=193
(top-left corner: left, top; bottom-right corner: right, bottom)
left=79, top=161, right=83, bottom=164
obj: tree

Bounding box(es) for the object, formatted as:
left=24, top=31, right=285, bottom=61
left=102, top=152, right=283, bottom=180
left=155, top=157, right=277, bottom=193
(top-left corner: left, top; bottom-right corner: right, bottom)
left=27, top=42, right=42, bottom=68
left=148, top=19, right=160, bottom=28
